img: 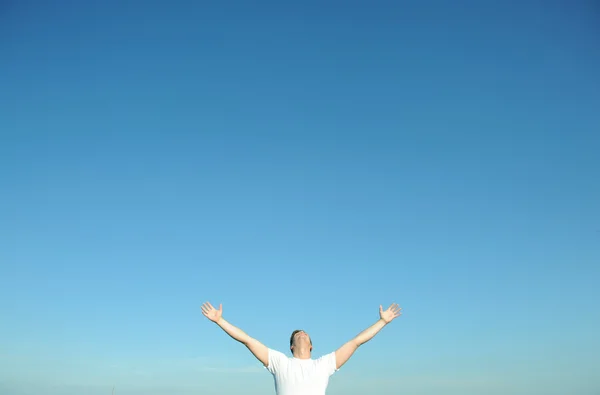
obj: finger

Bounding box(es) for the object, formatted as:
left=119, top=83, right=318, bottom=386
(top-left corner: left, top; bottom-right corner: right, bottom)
left=201, top=305, right=209, bottom=314
left=201, top=304, right=213, bottom=313
left=206, top=302, right=215, bottom=310
left=219, top=303, right=223, bottom=311
left=379, top=305, right=383, bottom=312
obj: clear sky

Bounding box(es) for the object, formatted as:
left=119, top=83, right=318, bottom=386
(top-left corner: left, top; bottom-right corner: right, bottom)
left=1, top=1, right=599, bottom=395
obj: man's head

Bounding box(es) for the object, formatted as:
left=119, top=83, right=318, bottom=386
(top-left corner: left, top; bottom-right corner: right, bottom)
left=289, top=329, right=312, bottom=355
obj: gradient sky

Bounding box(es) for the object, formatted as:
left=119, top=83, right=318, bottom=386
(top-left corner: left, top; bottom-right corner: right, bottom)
left=1, top=1, right=599, bottom=395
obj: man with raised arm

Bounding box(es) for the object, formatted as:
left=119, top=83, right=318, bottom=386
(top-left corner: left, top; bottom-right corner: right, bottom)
left=200, top=301, right=402, bottom=395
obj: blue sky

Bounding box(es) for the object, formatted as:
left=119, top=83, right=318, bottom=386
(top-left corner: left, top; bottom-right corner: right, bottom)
left=1, top=1, right=599, bottom=394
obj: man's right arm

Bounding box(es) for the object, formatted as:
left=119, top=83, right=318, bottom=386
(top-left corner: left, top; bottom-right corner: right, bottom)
left=214, top=317, right=269, bottom=366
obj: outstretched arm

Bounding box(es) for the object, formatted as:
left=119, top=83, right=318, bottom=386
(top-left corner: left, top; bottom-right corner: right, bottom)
left=201, top=302, right=269, bottom=366
left=334, top=303, right=402, bottom=369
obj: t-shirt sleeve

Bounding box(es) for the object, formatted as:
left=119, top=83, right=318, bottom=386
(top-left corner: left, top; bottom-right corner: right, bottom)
left=265, top=348, right=287, bottom=374
left=319, top=352, right=339, bottom=376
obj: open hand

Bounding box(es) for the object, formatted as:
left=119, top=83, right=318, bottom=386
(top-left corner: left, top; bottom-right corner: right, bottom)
left=201, top=301, right=223, bottom=323
left=379, top=303, right=402, bottom=323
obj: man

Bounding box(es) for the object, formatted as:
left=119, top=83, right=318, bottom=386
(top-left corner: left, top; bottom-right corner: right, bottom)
left=200, top=301, right=402, bottom=395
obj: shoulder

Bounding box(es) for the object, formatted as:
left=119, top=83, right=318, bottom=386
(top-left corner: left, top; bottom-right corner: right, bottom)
left=269, top=348, right=288, bottom=360
left=265, top=349, right=289, bottom=374
left=316, top=352, right=335, bottom=363
left=316, top=352, right=338, bottom=375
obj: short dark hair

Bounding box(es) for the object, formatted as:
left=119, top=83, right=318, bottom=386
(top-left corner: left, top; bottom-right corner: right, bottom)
left=290, top=329, right=302, bottom=347
left=289, top=329, right=312, bottom=352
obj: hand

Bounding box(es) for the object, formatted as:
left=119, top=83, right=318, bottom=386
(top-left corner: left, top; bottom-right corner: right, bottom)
left=201, top=301, right=223, bottom=323
left=379, top=303, right=402, bottom=323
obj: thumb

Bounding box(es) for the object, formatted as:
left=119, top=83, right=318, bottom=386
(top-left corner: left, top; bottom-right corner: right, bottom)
left=379, top=305, right=383, bottom=312
left=219, top=303, right=223, bottom=312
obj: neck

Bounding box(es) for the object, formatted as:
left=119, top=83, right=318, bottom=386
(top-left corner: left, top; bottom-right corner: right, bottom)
left=293, top=347, right=311, bottom=359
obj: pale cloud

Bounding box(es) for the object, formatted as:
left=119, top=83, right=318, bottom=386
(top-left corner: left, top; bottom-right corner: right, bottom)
left=328, top=373, right=511, bottom=395
left=197, top=365, right=264, bottom=374
left=111, top=356, right=265, bottom=375
left=0, top=352, right=268, bottom=390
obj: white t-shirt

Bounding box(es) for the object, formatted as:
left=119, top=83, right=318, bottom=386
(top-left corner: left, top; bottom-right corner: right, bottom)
left=265, top=349, right=338, bottom=395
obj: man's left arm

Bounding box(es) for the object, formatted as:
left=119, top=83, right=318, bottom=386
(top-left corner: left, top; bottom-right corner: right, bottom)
left=334, top=303, right=402, bottom=370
